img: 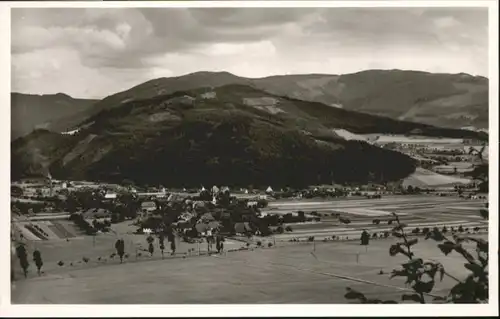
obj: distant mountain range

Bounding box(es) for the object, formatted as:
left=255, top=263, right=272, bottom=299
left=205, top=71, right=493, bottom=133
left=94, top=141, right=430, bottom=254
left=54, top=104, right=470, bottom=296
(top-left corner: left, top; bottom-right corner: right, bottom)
left=12, top=70, right=488, bottom=141
left=82, top=69, right=489, bottom=131
left=11, top=83, right=487, bottom=187
left=11, top=93, right=97, bottom=140
left=11, top=69, right=488, bottom=186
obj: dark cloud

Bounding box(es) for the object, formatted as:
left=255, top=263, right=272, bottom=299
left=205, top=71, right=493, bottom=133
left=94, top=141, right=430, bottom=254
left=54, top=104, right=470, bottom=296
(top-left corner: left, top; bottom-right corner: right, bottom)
left=11, top=6, right=489, bottom=98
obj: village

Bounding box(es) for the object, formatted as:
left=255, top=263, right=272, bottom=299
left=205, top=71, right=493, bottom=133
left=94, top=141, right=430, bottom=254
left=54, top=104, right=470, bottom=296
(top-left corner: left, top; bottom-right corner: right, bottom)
left=11, top=168, right=489, bottom=304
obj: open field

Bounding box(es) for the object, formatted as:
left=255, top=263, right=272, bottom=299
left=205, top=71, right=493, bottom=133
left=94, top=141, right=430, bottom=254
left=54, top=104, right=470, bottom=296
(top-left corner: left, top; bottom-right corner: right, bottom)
left=264, top=195, right=487, bottom=241
left=11, top=234, right=486, bottom=304
left=401, top=168, right=472, bottom=188
left=364, top=134, right=465, bottom=145
left=11, top=222, right=245, bottom=276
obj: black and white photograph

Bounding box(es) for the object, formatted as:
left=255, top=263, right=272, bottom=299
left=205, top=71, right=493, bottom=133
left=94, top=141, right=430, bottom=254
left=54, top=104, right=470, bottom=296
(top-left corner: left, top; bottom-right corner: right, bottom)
left=3, top=0, right=498, bottom=315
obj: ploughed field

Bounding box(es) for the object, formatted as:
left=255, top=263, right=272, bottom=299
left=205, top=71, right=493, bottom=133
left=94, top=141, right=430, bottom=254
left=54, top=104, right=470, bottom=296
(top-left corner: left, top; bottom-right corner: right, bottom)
left=264, top=195, right=487, bottom=241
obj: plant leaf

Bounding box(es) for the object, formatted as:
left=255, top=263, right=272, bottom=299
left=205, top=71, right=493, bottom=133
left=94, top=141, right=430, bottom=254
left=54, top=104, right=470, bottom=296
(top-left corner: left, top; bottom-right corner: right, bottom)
left=392, top=223, right=408, bottom=231
left=392, top=231, right=404, bottom=238
left=464, top=263, right=484, bottom=276
left=413, top=280, right=435, bottom=294
left=433, top=295, right=447, bottom=302
left=439, top=265, right=445, bottom=282
left=389, top=244, right=401, bottom=256
left=455, top=245, right=477, bottom=262
left=402, top=293, right=423, bottom=303
left=405, top=238, right=418, bottom=247
left=402, top=258, right=423, bottom=270
left=344, top=287, right=366, bottom=301
left=364, top=298, right=383, bottom=304
left=390, top=269, right=409, bottom=279
left=437, top=241, right=455, bottom=256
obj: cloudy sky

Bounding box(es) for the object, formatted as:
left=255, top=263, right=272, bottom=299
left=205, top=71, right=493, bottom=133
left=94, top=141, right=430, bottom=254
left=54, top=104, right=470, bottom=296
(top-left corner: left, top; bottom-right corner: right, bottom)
left=11, top=7, right=489, bottom=99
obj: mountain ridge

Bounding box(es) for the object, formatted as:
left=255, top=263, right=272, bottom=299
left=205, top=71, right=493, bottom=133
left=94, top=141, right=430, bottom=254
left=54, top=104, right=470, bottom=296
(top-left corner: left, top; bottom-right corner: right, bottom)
left=12, top=84, right=424, bottom=187
left=11, top=92, right=98, bottom=140
left=77, top=69, right=488, bottom=131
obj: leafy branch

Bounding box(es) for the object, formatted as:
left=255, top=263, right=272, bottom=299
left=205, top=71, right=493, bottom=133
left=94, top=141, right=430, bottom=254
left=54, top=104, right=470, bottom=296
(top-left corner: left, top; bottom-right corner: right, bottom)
left=344, top=204, right=489, bottom=304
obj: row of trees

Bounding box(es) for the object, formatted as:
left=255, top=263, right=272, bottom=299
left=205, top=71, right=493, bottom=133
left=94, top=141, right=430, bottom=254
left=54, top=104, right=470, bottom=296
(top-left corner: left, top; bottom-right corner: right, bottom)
left=14, top=244, right=43, bottom=279
left=69, top=213, right=111, bottom=235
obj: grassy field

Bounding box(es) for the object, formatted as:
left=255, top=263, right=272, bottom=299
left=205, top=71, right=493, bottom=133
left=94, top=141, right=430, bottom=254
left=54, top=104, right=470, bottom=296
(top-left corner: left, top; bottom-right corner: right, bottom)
left=11, top=222, right=247, bottom=276
left=11, top=235, right=485, bottom=304
left=402, top=168, right=472, bottom=187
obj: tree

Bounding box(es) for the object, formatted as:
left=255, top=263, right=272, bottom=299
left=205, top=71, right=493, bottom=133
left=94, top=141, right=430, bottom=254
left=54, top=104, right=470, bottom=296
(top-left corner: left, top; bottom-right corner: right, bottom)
left=217, top=190, right=231, bottom=207
left=159, top=232, right=166, bottom=258
left=122, top=179, right=135, bottom=188
left=115, top=239, right=125, bottom=263
left=199, top=189, right=212, bottom=201
left=257, top=199, right=268, bottom=209
left=360, top=230, right=370, bottom=246
left=16, top=244, right=29, bottom=278
left=148, top=242, right=154, bottom=256
left=216, top=233, right=225, bottom=253
left=468, top=163, right=488, bottom=192
left=159, top=243, right=165, bottom=258
left=297, top=211, right=306, bottom=222
left=111, top=212, right=120, bottom=224
left=146, top=234, right=155, bottom=245
left=33, top=249, right=43, bottom=276
left=170, top=240, right=176, bottom=256
left=344, top=206, right=489, bottom=304
left=11, top=185, right=23, bottom=197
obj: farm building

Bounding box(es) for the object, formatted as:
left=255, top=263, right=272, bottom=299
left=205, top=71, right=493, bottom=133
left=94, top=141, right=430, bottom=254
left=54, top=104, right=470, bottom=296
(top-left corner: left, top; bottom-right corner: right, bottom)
left=104, top=192, right=117, bottom=200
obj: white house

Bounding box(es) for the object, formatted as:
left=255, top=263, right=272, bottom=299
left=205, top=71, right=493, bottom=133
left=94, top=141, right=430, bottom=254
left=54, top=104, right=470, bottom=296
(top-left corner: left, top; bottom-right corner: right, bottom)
left=200, top=91, right=217, bottom=100
left=104, top=192, right=117, bottom=200
left=247, top=201, right=258, bottom=208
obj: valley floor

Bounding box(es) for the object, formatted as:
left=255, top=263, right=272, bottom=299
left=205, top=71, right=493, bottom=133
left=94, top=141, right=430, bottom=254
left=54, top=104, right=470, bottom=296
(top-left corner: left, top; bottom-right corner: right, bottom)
left=10, top=195, right=488, bottom=304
